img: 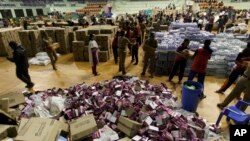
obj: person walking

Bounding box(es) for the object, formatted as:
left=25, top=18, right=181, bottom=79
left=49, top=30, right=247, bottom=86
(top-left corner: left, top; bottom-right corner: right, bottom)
left=168, top=39, right=190, bottom=84
left=216, top=16, right=225, bottom=33
left=118, top=30, right=134, bottom=75
left=112, top=32, right=119, bottom=64
left=215, top=43, right=250, bottom=94
left=188, top=40, right=213, bottom=99
left=217, top=61, right=250, bottom=111
left=41, top=31, right=58, bottom=70
left=141, top=32, right=158, bottom=78
left=88, top=34, right=100, bottom=76
left=7, top=41, right=34, bottom=88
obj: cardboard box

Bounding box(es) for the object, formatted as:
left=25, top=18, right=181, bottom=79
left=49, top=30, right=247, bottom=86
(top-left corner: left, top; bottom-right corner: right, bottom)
left=118, top=117, right=142, bottom=130
left=15, top=118, right=62, bottom=141
left=117, top=123, right=138, bottom=137
left=0, top=98, right=9, bottom=112
left=70, top=115, right=97, bottom=141
left=17, top=118, right=29, bottom=133
left=0, top=124, right=17, bottom=140
left=118, top=137, right=132, bottom=141
left=75, top=29, right=87, bottom=41
left=98, top=51, right=109, bottom=62
left=95, top=35, right=111, bottom=41
left=0, top=92, right=25, bottom=107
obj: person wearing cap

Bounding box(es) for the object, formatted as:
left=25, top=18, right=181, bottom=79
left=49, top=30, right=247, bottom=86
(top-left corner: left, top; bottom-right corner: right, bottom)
left=217, top=61, right=250, bottom=111
left=118, top=30, right=134, bottom=75
left=88, top=34, right=100, bottom=76
left=7, top=41, right=34, bottom=88
left=141, top=32, right=158, bottom=78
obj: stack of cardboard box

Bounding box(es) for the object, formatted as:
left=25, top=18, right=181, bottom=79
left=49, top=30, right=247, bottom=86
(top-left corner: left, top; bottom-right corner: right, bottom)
left=29, top=30, right=43, bottom=54
left=18, top=31, right=33, bottom=56
left=72, top=41, right=85, bottom=61
left=0, top=27, right=22, bottom=57
left=55, top=28, right=70, bottom=54
left=73, top=26, right=119, bottom=62
left=75, top=29, right=87, bottom=41
left=95, top=34, right=112, bottom=61
left=18, top=30, right=43, bottom=57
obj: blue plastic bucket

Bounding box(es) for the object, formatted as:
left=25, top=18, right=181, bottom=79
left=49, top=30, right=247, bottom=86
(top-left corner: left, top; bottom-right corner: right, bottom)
left=181, top=80, right=203, bottom=112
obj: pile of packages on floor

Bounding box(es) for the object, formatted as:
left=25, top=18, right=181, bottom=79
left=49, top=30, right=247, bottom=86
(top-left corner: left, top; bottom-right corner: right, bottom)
left=28, top=52, right=60, bottom=66
left=0, top=76, right=223, bottom=141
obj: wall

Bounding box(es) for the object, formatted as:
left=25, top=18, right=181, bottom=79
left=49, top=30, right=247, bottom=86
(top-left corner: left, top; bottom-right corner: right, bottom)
left=223, top=1, right=250, bottom=9
left=0, top=0, right=85, bottom=18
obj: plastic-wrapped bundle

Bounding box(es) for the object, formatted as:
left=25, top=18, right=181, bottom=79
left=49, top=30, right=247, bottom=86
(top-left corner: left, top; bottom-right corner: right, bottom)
left=189, top=41, right=200, bottom=50
left=169, top=22, right=198, bottom=30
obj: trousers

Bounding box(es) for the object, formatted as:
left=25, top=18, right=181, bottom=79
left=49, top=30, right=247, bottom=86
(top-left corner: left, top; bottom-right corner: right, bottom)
left=16, top=67, right=33, bottom=86
left=119, top=49, right=126, bottom=74
left=142, top=53, right=155, bottom=75
left=169, top=60, right=187, bottom=81
left=47, top=50, right=58, bottom=69
left=220, top=76, right=250, bottom=110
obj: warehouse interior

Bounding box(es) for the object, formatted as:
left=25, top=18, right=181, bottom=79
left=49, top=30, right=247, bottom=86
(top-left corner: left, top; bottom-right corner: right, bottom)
left=0, top=0, right=250, bottom=141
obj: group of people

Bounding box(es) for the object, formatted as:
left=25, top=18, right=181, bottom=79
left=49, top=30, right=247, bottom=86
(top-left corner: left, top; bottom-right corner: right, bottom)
left=168, top=39, right=213, bottom=99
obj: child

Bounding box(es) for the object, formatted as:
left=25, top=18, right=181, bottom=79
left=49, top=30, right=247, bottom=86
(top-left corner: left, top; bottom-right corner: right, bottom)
left=88, top=34, right=99, bottom=76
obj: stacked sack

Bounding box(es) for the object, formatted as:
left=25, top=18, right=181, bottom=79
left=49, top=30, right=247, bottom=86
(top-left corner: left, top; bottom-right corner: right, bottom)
left=208, top=33, right=247, bottom=77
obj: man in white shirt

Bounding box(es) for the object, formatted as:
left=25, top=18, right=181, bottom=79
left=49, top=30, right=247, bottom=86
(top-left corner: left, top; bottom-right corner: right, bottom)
left=88, top=34, right=99, bottom=76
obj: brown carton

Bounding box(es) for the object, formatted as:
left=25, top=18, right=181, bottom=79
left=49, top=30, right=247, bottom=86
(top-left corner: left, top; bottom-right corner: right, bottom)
left=117, top=123, right=138, bottom=137
left=0, top=98, right=9, bottom=113
left=70, top=115, right=97, bottom=141
left=15, top=118, right=61, bottom=141
left=98, top=51, right=109, bottom=62
left=0, top=92, right=25, bottom=107
left=118, top=116, right=142, bottom=130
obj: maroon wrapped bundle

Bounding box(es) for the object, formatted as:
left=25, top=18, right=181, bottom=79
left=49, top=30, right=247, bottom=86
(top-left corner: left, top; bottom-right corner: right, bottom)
left=162, top=130, right=174, bottom=141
